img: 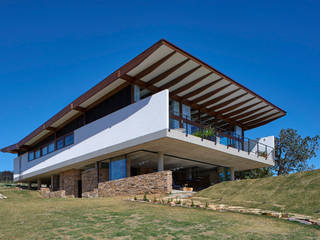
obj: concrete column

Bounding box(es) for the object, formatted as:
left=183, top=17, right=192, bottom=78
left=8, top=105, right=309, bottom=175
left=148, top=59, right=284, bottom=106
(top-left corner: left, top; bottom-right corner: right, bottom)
left=37, top=179, right=41, bottom=190
left=50, top=175, right=54, bottom=191
left=96, top=161, right=100, bottom=185
left=157, top=152, right=164, bottom=172
left=230, top=167, right=235, bottom=181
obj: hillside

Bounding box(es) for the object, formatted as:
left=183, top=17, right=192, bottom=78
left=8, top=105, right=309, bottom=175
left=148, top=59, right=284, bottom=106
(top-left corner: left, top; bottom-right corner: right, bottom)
left=195, top=169, right=320, bottom=217
left=0, top=187, right=319, bottom=239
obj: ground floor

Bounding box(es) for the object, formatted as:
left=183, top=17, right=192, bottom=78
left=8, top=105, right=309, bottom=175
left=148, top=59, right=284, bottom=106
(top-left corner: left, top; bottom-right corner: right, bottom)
left=26, top=150, right=236, bottom=198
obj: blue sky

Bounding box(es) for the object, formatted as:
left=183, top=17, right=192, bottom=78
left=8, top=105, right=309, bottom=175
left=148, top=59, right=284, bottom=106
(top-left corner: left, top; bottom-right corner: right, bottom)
left=0, top=0, right=319, bottom=171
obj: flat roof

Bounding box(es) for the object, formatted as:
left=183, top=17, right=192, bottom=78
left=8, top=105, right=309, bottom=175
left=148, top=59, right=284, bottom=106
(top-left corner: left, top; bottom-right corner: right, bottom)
left=1, top=39, right=286, bottom=153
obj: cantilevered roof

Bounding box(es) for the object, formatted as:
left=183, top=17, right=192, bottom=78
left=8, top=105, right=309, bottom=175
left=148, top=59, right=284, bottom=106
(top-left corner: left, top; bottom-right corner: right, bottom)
left=1, top=39, right=286, bottom=153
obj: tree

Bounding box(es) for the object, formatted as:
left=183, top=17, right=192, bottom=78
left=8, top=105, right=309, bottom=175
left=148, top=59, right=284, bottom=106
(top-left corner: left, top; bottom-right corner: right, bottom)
left=0, top=171, right=13, bottom=182
left=273, top=128, right=320, bottom=176
left=236, top=167, right=273, bottom=179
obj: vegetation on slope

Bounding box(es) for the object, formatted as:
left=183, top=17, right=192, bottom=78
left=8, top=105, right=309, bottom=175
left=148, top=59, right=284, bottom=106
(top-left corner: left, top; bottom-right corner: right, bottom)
left=0, top=187, right=319, bottom=239
left=196, top=169, right=320, bottom=217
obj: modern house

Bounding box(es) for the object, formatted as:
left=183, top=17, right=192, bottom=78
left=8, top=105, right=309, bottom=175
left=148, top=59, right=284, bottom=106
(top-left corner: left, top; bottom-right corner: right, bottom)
left=1, top=39, right=286, bottom=198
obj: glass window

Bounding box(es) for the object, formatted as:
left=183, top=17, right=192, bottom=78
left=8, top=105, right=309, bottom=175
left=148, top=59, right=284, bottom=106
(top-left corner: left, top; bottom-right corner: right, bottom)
left=28, top=152, right=34, bottom=161
left=109, top=157, right=127, bottom=180
left=41, top=146, right=48, bottom=156
left=56, top=138, right=64, bottom=150
left=65, top=134, right=74, bottom=146
left=134, top=85, right=140, bottom=102
left=35, top=149, right=41, bottom=159
left=48, top=142, right=55, bottom=153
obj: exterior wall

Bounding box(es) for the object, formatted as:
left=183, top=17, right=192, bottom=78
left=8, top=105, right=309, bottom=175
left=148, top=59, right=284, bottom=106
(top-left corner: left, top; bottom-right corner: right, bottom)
left=59, top=169, right=80, bottom=197
left=14, top=90, right=169, bottom=181
left=40, top=187, right=66, bottom=198
left=98, top=171, right=172, bottom=197
left=81, top=167, right=108, bottom=197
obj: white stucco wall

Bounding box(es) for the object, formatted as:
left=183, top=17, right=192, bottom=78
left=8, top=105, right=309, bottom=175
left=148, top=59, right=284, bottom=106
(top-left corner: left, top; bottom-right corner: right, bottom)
left=14, top=90, right=169, bottom=181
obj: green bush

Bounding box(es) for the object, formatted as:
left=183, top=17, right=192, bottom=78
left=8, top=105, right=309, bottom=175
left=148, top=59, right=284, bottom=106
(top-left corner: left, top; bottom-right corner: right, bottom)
left=193, top=127, right=216, bottom=138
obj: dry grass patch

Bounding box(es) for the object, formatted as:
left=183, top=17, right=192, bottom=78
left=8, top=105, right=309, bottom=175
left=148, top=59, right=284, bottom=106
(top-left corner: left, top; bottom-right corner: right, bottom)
left=0, top=187, right=319, bottom=239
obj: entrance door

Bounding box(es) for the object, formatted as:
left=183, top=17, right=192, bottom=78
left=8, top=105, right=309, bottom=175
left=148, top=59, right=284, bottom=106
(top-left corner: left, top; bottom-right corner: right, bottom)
left=77, top=180, right=82, bottom=198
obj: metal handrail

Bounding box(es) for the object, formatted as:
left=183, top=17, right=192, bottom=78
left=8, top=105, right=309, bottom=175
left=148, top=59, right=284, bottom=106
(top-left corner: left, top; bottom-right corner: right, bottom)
left=169, top=111, right=274, bottom=160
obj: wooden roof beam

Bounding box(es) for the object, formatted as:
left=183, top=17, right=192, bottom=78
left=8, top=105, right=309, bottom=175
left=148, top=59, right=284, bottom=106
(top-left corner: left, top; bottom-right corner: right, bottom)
left=180, top=78, right=224, bottom=101
left=244, top=112, right=280, bottom=126
left=160, top=65, right=201, bottom=90
left=198, top=88, right=241, bottom=109
left=146, top=59, right=189, bottom=86
left=170, top=72, right=214, bottom=96
left=46, top=127, right=57, bottom=132
left=187, top=83, right=232, bottom=105
left=223, top=101, right=264, bottom=119
left=246, top=115, right=283, bottom=130
left=122, top=74, right=159, bottom=93
left=211, top=97, right=256, bottom=116
left=205, top=93, right=248, bottom=112
left=73, top=106, right=86, bottom=113
left=237, top=109, right=274, bottom=124
left=134, top=51, right=176, bottom=79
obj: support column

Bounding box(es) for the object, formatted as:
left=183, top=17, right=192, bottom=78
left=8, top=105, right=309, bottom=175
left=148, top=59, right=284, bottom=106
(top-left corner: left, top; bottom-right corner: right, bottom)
left=126, top=155, right=131, bottom=177
left=28, top=182, right=32, bottom=190
left=96, top=161, right=100, bottom=186
left=37, top=179, right=41, bottom=190
left=50, top=175, right=54, bottom=191
left=157, top=152, right=164, bottom=172
left=230, top=167, right=235, bottom=181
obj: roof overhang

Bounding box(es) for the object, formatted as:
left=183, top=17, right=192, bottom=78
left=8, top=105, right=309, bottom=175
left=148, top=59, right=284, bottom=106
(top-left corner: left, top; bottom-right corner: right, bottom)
left=1, top=39, right=286, bottom=153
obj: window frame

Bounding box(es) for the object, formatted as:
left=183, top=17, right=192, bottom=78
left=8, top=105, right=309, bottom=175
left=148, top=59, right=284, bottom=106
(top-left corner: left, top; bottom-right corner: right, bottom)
left=64, top=133, right=74, bottom=146
left=56, top=136, right=65, bottom=150
left=41, top=145, right=48, bottom=156
left=27, top=132, right=74, bottom=161
left=48, top=141, right=55, bottom=153
left=35, top=149, right=41, bottom=159
left=28, top=151, right=35, bottom=161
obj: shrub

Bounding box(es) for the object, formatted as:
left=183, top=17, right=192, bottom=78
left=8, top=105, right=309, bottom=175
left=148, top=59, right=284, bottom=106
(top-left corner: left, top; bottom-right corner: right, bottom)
left=193, top=127, right=216, bottom=139
left=143, top=193, right=148, bottom=201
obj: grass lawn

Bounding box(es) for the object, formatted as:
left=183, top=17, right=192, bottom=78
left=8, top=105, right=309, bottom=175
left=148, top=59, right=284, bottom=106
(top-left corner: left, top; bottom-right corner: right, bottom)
left=195, top=169, right=320, bottom=218
left=0, top=188, right=319, bottom=240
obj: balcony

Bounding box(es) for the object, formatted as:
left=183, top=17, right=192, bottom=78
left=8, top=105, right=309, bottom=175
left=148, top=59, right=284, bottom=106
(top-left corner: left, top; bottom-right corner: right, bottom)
left=169, top=111, right=275, bottom=162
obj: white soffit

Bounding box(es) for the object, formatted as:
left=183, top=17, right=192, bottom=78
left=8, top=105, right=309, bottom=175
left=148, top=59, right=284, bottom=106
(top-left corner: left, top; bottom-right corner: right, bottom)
left=80, top=79, right=126, bottom=108
left=127, top=45, right=174, bottom=77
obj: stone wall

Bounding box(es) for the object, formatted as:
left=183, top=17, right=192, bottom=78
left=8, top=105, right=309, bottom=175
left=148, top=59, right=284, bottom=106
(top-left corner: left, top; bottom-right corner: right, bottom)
left=81, top=167, right=108, bottom=197
left=98, top=170, right=172, bottom=197
left=59, top=169, right=80, bottom=197
left=40, top=187, right=66, bottom=198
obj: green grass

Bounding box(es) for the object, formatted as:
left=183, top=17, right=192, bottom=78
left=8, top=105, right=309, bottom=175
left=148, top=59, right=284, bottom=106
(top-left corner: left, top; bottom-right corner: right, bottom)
left=195, top=169, right=320, bottom=217
left=0, top=188, right=319, bottom=239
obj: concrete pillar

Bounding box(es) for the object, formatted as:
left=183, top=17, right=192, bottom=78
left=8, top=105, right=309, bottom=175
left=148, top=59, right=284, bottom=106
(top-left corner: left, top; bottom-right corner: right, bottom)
left=37, top=179, right=41, bottom=190
left=50, top=175, right=54, bottom=191
left=230, top=167, right=235, bottom=181
left=96, top=161, right=100, bottom=185
left=157, top=152, right=164, bottom=172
